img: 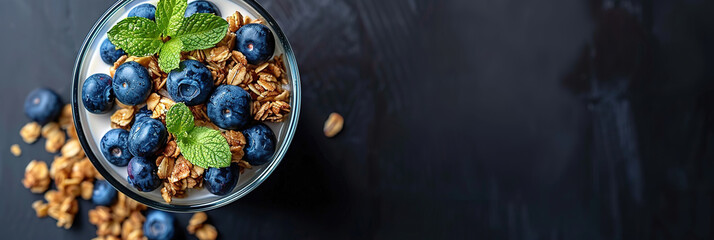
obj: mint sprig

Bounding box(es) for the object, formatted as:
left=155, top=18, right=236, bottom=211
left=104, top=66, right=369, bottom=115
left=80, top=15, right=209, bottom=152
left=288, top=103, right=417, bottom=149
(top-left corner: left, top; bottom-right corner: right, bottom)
left=166, top=103, right=231, bottom=169
left=107, top=0, right=228, bottom=72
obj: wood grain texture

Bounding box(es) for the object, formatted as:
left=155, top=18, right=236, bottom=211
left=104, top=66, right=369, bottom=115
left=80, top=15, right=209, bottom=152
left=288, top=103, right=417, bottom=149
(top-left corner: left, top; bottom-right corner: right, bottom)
left=2, top=0, right=714, bottom=239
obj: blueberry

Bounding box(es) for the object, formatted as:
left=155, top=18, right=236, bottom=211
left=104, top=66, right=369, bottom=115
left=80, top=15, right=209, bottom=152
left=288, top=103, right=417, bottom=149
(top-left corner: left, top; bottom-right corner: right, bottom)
left=24, top=88, right=63, bottom=125
left=203, top=163, right=239, bottom=195
left=99, top=38, right=126, bottom=65
left=100, top=129, right=133, bottom=166
left=128, top=3, right=156, bottom=21
left=184, top=0, right=220, bottom=17
left=206, top=85, right=251, bottom=130
left=82, top=73, right=115, bottom=113
left=243, top=123, right=276, bottom=165
left=143, top=210, right=175, bottom=240
left=92, top=180, right=118, bottom=206
left=113, top=61, right=152, bottom=106
left=127, top=156, right=161, bottom=192
left=128, top=118, right=167, bottom=157
left=235, top=23, right=275, bottom=65
left=167, top=60, right=213, bottom=106
left=135, top=106, right=152, bottom=123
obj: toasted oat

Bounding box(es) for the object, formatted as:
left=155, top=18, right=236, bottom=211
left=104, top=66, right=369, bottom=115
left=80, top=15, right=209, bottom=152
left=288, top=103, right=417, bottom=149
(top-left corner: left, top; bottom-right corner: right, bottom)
left=208, top=46, right=231, bottom=63
left=156, top=156, right=175, bottom=180
left=23, top=160, right=51, bottom=193
left=59, top=104, right=73, bottom=129
left=109, top=55, right=128, bottom=78
left=187, top=212, right=208, bottom=234
left=324, top=112, right=344, bottom=138
left=146, top=93, right=161, bottom=111
left=81, top=181, right=94, bottom=200
left=42, top=122, right=60, bottom=137
left=61, top=139, right=83, bottom=158
left=11, top=144, right=21, bottom=156
left=151, top=97, right=175, bottom=120
left=227, top=11, right=244, bottom=32
left=169, top=156, right=192, bottom=183
left=195, top=224, right=218, bottom=240
left=45, top=129, right=66, bottom=153
left=32, top=200, right=49, bottom=218
left=110, top=107, right=135, bottom=129
left=20, top=122, right=41, bottom=144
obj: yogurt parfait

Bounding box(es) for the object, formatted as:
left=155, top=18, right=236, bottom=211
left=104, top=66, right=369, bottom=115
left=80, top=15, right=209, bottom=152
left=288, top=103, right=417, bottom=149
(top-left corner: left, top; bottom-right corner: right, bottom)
left=72, top=0, right=299, bottom=211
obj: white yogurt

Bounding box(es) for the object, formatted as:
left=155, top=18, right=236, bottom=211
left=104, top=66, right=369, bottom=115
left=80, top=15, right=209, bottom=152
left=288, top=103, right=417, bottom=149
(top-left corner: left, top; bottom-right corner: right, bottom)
left=77, top=0, right=292, bottom=205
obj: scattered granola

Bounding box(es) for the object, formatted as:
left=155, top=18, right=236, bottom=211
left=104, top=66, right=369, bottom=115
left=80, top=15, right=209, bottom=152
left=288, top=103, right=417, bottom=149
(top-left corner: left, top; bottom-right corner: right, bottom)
left=11, top=144, right=22, bottom=156
left=110, top=107, right=135, bottom=130
left=88, top=193, right=147, bottom=240
left=188, top=212, right=218, bottom=240
left=45, top=129, right=66, bottom=153
left=20, top=122, right=41, bottom=144
left=323, top=112, right=344, bottom=138
left=23, top=160, right=50, bottom=193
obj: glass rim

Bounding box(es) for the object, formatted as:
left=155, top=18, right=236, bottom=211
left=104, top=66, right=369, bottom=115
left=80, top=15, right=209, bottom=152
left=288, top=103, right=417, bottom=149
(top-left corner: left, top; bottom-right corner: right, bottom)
left=71, top=0, right=301, bottom=212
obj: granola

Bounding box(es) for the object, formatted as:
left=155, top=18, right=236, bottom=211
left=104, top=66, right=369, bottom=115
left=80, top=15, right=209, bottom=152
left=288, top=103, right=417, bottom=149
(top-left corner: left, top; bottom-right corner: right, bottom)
left=188, top=212, right=219, bottom=240
left=20, top=122, right=41, bottom=143
left=11, top=144, right=22, bottom=156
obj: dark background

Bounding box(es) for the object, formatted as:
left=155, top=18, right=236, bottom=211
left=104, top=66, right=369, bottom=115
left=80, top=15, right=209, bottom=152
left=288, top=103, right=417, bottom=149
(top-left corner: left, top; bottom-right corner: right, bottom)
left=2, top=0, right=714, bottom=239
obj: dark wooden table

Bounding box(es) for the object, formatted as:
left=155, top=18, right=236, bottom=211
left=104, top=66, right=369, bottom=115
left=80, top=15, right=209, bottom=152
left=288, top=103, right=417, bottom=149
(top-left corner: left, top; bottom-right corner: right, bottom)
left=2, top=0, right=714, bottom=239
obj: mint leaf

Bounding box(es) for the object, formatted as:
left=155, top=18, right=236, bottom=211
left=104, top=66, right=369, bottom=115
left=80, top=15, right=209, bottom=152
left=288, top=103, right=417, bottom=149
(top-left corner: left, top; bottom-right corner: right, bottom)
left=175, top=13, right=229, bottom=51
left=156, top=0, right=188, bottom=36
left=177, top=127, right=231, bottom=168
left=107, top=17, right=163, bottom=56
left=166, top=102, right=194, bottom=135
left=158, top=38, right=183, bottom=72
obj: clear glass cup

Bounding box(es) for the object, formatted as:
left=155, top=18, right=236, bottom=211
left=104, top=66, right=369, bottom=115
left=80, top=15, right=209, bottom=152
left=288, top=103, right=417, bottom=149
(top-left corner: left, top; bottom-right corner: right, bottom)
left=71, top=0, right=300, bottom=212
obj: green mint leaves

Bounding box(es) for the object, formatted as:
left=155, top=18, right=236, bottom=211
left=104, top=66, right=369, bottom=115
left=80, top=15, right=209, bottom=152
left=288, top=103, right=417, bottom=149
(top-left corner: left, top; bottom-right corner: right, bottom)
left=156, top=0, right=188, bottom=36
left=107, top=17, right=163, bottom=56
left=178, top=127, right=232, bottom=169
left=176, top=13, right=230, bottom=51
left=166, top=103, right=231, bottom=169
left=159, top=38, right=183, bottom=72
left=107, top=0, right=228, bottom=72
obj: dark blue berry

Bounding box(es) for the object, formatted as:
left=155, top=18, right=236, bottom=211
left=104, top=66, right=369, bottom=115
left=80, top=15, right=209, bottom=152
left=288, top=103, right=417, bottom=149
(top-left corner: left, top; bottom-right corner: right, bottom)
left=127, top=156, right=161, bottom=192
left=207, top=85, right=251, bottom=130
left=99, top=38, right=126, bottom=65
left=184, top=0, right=220, bottom=17
left=243, top=123, right=276, bottom=165
left=204, top=163, right=239, bottom=195
left=128, top=118, right=167, bottom=157
left=92, top=180, right=118, bottom=206
left=100, top=129, right=133, bottom=167
left=135, top=106, right=152, bottom=123
left=113, top=61, right=152, bottom=106
left=235, top=23, right=275, bottom=65
left=128, top=3, right=156, bottom=21
left=82, top=73, right=115, bottom=113
left=24, top=88, right=63, bottom=125
left=167, top=60, right=213, bottom=106
left=143, top=210, right=175, bottom=240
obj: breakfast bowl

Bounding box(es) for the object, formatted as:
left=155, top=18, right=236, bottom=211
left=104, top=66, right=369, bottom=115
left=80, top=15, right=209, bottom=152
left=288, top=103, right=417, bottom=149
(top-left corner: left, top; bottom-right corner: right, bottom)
left=71, top=0, right=300, bottom=212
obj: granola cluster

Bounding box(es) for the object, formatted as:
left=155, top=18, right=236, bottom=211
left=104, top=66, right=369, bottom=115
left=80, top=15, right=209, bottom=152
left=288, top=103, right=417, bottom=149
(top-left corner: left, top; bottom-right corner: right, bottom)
left=88, top=194, right=147, bottom=240
left=103, top=10, right=289, bottom=203
left=20, top=104, right=101, bottom=229
left=187, top=212, right=218, bottom=240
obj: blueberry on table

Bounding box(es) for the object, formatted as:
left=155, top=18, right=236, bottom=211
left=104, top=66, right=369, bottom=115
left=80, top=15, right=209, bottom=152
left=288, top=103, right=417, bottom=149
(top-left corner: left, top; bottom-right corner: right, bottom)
left=184, top=0, right=221, bottom=17
left=235, top=23, right=275, bottom=65
left=100, top=128, right=133, bottom=167
left=143, top=210, right=175, bottom=240
left=128, top=118, right=168, bottom=157
left=113, top=61, right=152, bottom=106
left=167, top=60, right=213, bottom=106
left=82, top=73, right=115, bottom=113
left=128, top=3, right=156, bottom=21
left=204, top=163, right=240, bottom=195
left=24, top=88, right=63, bottom=125
left=127, top=156, right=161, bottom=192
left=135, top=106, right=152, bottom=123
left=92, top=180, right=117, bottom=206
left=243, top=123, right=276, bottom=165
left=99, top=38, right=126, bottom=65
left=206, top=85, right=251, bottom=130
